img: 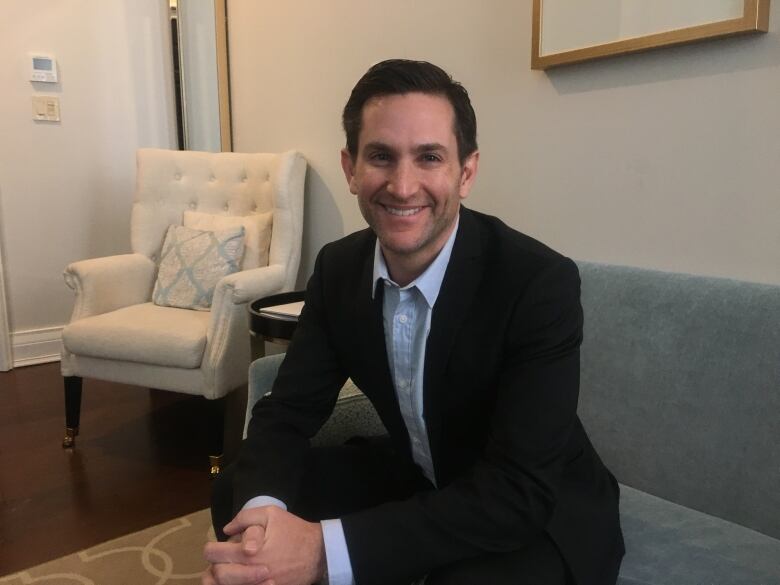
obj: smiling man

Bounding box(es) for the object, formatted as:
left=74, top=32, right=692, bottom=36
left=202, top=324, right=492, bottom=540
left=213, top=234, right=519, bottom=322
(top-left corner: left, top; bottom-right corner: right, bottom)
left=205, top=60, right=624, bottom=585
left=342, top=90, right=476, bottom=287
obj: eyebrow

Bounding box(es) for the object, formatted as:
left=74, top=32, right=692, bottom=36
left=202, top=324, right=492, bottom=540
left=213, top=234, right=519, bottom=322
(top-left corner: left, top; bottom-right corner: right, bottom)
left=413, top=143, right=447, bottom=154
left=362, top=141, right=448, bottom=154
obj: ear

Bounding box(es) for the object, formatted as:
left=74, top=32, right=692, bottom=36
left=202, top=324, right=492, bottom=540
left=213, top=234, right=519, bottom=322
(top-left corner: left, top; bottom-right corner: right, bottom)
left=340, top=148, right=359, bottom=195
left=458, top=150, right=479, bottom=200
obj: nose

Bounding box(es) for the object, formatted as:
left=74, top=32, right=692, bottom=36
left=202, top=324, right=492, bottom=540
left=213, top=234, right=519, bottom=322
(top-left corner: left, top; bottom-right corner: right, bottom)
left=386, top=160, right=418, bottom=200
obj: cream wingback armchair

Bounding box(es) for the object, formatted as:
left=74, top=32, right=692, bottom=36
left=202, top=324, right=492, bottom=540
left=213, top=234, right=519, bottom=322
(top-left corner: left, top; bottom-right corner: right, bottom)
left=60, top=148, right=306, bottom=474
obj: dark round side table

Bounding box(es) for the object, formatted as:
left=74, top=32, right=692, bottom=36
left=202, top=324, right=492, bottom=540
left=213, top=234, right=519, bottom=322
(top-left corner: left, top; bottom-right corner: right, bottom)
left=248, top=290, right=305, bottom=356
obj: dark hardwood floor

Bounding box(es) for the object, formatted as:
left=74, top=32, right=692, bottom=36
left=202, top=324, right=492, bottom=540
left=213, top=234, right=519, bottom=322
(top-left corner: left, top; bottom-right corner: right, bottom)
left=0, top=361, right=242, bottom=575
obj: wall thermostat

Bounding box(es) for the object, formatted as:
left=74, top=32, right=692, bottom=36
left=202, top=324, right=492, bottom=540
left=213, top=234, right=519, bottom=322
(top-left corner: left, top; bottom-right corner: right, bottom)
left=30, top=55, right=58, bottom=83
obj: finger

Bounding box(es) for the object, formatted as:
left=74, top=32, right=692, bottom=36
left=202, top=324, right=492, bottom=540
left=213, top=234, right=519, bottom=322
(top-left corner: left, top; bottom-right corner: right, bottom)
left=242, top=524, right=265, bottom=555
left=211, top=562, right=270, bottom=585
left=224, top=507, right=273, bottom=536
left=202, top=565, right=217, bottom=585
left=203, top=541, right=249, bottom=564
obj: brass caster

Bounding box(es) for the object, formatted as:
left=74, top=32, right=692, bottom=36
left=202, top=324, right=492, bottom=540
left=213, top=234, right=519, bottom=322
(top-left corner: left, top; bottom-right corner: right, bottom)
left=62, top=427, right=79, bottom=449
left=209, top=454, right=224, bottom=478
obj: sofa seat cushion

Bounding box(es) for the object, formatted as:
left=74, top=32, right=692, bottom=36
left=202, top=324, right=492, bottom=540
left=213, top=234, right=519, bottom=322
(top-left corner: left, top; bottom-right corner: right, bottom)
left=63, top=303, right=210, bottom=369
left=618, top=485, right=780, bottom=585
left=311, top=379, right=386, bottom=447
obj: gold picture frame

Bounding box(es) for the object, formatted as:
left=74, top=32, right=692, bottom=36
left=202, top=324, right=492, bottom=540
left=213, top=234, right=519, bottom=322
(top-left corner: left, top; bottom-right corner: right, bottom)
left=531, top=0, right=771, bottom=70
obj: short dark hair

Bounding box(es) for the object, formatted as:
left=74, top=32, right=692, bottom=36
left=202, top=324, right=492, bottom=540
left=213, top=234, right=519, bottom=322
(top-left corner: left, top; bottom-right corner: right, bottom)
left=342, top=59, right=478, bottom=165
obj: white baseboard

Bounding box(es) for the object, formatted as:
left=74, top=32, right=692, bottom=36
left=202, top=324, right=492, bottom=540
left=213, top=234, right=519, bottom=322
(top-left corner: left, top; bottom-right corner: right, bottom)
left=12, top=326, right=63, bottom=368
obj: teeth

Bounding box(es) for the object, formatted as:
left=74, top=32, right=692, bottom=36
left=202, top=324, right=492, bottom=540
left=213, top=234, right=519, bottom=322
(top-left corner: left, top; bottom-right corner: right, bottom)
left=385, top=206, right=422, bottom=217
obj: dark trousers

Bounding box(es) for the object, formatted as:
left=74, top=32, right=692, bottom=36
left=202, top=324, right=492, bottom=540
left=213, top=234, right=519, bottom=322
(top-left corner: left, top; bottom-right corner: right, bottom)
left=211, top=438, right=571, bottom=585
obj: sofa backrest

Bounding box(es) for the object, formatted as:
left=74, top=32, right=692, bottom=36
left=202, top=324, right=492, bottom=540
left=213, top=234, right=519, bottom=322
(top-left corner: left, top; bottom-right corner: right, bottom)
left=576, top=261, right=780, bottom=539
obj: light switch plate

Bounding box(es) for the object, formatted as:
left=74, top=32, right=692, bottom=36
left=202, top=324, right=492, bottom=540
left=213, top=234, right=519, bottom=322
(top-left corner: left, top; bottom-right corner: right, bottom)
left=32, top=96, right=60, bottom=121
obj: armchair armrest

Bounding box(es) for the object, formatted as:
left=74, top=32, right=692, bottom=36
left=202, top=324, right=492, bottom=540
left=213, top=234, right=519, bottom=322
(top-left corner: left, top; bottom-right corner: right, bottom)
left=200, top=263, right=288, bottom=399
left=214, top=263, right=287, bottom=306
left=64, top=253, right=156, bottom=321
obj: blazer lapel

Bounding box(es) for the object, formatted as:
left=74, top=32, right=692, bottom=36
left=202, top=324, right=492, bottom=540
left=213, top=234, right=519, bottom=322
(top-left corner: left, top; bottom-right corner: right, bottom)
left=423, top=208, right=484, bottom=476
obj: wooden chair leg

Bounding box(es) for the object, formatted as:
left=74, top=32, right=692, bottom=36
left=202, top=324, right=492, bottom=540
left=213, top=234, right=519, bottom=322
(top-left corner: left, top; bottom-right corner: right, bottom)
left=63, top=376, right=83, bottom=448
left=206, top=396, right=227, bottom=477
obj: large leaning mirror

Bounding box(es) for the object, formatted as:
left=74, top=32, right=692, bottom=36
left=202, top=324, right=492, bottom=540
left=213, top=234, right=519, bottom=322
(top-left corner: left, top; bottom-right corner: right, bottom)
left=169, top=0, right=232, bottom=151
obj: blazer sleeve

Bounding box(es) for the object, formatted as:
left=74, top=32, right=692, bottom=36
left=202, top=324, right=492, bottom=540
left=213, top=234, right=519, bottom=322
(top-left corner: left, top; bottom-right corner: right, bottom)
left=233, top=246, right=348, bottom=512
left=341, top=257, right=584, bottom=585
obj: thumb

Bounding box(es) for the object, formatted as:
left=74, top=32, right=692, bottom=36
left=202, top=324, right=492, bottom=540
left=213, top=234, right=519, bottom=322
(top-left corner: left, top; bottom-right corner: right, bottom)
left=224, top=506, right=271, bottom=536
left=242, top=524, right=265, bottom=555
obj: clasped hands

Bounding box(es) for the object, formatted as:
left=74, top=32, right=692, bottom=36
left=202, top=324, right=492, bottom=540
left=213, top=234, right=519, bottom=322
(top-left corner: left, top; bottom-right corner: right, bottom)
left=203, top=506, right=327, bottom=585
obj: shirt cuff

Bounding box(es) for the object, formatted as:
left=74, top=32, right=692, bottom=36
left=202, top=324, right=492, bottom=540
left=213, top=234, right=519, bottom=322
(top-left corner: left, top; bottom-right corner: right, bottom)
left=321, top=519, right=355, bottom=585
left=242, top=495, right=288, bottom=511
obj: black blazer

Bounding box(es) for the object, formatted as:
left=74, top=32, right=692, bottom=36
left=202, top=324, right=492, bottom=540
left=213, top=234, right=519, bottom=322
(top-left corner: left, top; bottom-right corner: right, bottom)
left=237, top=207, right=624, bottom=585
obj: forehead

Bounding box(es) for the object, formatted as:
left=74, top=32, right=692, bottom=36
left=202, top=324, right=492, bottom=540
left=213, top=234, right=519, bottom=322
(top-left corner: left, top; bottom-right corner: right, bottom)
left=358, top=92, right=456, bottom=147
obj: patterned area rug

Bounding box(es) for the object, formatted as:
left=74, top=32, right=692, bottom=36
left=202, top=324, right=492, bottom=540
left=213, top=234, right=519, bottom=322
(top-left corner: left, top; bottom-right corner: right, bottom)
left=0, top=509, right=213, bottom=584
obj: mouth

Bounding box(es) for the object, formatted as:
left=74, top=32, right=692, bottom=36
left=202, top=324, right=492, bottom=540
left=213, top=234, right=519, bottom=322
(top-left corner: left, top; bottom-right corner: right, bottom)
left=381, top=205, right=424, bottom=217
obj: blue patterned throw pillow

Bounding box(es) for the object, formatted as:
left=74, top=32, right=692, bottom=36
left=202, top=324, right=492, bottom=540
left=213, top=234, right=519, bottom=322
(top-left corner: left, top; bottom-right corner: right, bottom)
left=152, top=224, right=245, bottom=310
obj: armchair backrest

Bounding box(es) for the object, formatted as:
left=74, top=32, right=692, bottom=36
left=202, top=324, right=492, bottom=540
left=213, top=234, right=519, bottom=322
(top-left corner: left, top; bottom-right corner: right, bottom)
left=131, top=148, right=306, bottom=291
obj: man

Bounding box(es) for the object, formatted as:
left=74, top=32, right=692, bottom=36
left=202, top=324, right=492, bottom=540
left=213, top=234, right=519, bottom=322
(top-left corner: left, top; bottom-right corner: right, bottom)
left=205, top=59, right=624, bottom=585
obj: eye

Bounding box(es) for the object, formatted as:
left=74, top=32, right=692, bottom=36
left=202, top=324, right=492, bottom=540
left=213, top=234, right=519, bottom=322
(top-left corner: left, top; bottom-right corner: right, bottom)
left=368, top=151, right=392, bottom=163
left=421, top=153, right=442, bottom=163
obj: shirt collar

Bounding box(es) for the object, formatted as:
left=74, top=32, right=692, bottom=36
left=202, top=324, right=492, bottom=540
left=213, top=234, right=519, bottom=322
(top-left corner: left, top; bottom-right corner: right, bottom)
left=372, top=216, right=460, bottom=308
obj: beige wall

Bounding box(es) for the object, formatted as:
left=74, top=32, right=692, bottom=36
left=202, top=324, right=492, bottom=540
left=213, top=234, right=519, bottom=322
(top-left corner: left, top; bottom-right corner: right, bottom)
left=228, top=0, right=780, bottom=286
left=0, top=1, right=777, bottom=366
left=0, top=1, right=175, bottom=344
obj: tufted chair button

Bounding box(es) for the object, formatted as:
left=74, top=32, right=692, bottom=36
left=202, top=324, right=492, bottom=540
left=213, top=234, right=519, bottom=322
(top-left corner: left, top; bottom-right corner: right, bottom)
left=189, top=202, right=196, bottom=209
left=174, top=173, right=182, bottom=180
left=241, top=175, right=248, bottom=183
left=209, top=175, right=216, bottom=182
left=223, top=203, right=229, bottom=211
left=265, top=173, right=270, bottom=182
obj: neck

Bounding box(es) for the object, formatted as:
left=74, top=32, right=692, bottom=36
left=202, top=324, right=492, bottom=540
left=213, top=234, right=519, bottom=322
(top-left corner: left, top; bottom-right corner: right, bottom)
left=383, top=253, right=431, bottom=288
left=381, top=218, right=458, bottom=287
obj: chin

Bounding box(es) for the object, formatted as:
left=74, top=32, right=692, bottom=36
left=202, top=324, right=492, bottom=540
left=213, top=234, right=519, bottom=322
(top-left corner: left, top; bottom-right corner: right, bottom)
left=377, top=235, right=425, bottom=257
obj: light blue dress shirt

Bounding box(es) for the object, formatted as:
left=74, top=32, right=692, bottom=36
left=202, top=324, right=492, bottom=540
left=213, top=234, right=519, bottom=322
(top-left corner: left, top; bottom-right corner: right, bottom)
left=247, top=219, right=459, bottom=585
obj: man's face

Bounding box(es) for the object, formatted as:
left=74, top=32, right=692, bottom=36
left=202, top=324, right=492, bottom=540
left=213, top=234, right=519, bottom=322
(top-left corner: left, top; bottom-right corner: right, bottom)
left=341, top=92, right=478, bottom=268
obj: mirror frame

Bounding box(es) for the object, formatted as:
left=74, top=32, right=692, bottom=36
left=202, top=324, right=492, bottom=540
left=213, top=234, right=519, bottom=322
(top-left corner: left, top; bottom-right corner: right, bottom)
left=531, top=0, right=771, bottom=70
left=169, top=0, right=232, bottom=151
left=214, top=0, right=232, bottom=152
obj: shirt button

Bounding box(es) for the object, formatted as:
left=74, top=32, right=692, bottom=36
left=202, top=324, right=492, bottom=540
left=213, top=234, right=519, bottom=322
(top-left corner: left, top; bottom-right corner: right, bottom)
left=398, top=380, right=408, bottom=389
left=398, top=314, right=408, bottom=323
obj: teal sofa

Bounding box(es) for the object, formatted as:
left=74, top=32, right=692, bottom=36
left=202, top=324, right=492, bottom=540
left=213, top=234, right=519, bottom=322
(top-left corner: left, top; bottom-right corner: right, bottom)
left=246, top=261, right=780, bottom=584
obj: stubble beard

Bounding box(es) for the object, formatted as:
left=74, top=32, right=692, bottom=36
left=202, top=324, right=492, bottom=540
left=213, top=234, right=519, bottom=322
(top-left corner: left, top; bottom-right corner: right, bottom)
left=361, top=197, right=458, bottom=259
